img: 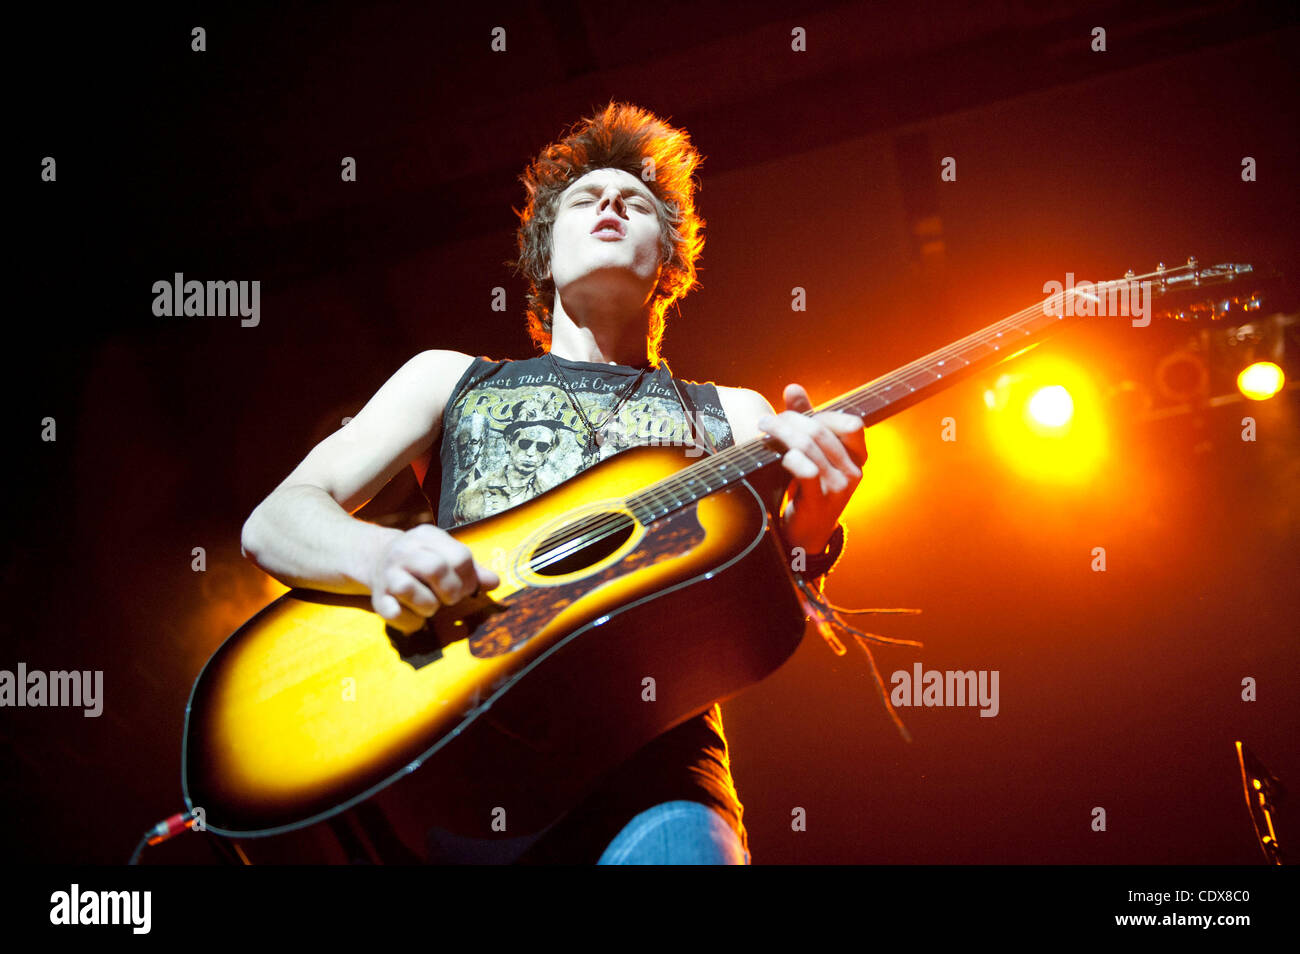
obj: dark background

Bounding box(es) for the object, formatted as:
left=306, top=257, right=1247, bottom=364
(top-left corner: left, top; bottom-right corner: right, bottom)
left=10, top=0, right=1299, bottom=864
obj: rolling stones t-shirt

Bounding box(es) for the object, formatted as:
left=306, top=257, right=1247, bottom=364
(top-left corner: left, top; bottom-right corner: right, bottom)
left=434, top=354, right=734, bottom=526
left=418, top=352, right=748, bottom=863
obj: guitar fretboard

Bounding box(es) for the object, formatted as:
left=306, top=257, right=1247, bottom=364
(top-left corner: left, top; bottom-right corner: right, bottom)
left=626, top=261, right=1252, bottom=523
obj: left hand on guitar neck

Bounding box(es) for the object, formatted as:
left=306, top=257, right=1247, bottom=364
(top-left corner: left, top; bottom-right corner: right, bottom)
left=757, top=383, right=866, bottom=554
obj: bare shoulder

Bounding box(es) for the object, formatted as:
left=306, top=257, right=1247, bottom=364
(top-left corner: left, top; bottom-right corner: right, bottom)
left=359, top=348, right=477, bottom=441
left=403, top=349, right=477, bottom=408
left=715, top=384, right=777, bottom=445
left=387, top=349, right=477, bottom=460
left=270, top=349, right=476, bottom=513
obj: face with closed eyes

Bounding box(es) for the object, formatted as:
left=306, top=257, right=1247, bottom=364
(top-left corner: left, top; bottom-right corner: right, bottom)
left=548, top=168, right=664, bottom=311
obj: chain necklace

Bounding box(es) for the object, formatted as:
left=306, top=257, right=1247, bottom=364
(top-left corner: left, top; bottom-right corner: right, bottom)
left=547, top=351, right=651, bottom=455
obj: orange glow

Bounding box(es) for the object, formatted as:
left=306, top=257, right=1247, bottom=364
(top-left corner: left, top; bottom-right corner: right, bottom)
left=845, top=420, right=910, bottom=517
left=1237, top=362, right=1285, bottom=401
left=983, top=356, right=1107, bottom=485
left=983, top=373, right=1015, bottom=411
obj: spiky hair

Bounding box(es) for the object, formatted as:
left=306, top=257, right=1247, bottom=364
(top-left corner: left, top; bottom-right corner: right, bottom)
left=511, top=102, right=705, bottom=362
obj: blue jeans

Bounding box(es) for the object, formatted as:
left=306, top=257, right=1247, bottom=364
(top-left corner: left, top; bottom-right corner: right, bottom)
left=596, top=800, right=750, bottom=865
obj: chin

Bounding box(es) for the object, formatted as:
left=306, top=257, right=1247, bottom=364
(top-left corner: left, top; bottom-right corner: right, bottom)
left=566, top=260, right=655, bottom=286
left=558, top=271, right=656, bottom=308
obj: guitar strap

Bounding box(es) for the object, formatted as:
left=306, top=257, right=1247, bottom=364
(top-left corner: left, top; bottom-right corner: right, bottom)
left=658, top=359, right=719, bottom=456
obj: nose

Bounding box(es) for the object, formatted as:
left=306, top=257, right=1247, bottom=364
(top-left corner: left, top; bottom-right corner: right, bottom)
left=597, top=188, right=626, bottom=217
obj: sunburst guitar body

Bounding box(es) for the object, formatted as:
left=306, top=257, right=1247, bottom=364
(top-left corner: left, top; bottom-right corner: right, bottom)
left=183, top=443, right=807, bottom=841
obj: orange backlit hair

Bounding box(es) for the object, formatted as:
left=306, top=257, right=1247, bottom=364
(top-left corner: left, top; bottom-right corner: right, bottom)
left=511, top=101, right=705, bottom=362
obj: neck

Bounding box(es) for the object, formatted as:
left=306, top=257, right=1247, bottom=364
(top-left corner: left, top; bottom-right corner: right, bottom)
left=547, top=301, right=655, bottom=368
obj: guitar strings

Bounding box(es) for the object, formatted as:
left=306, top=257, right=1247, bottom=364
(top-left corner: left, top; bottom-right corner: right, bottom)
left=527, top=265, right=1196, bottom=571
left=642, top=264, right=1185, bottom=501
left=532, top=281, right=1098, bottom=566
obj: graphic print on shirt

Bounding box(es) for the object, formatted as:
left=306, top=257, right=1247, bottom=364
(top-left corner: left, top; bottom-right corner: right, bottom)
left=440, top=359, right=733, bottom=528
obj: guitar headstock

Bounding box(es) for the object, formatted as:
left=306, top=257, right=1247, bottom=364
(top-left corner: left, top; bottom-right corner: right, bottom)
left=1132, top=258, right=1271, bottom=323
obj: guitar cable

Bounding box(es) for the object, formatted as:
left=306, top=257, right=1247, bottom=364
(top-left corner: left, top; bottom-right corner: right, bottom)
left=128, top=808, right=243, bottom=864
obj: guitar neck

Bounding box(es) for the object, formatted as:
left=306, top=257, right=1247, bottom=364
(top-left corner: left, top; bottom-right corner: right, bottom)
left=626, top=303, right=1068, bottom=523
left=626, top=261, right=1256, bottom=523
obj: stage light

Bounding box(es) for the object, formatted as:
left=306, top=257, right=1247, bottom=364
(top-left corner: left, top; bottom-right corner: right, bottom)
left=982, top=357, right=1107, bottom=485
left=1236, top=361, right=1284, bottom=401
left=1026, top=385, right=1074, bottom=429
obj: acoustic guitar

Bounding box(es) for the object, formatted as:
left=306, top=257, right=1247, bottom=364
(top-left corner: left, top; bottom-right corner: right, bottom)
left=183, top=260, right=1261, bottom=845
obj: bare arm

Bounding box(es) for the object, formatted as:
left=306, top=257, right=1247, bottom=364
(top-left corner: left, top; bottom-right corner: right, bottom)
left=240, top=349, right=494, bottom=630
left=240, top=483, right=404, bottom=595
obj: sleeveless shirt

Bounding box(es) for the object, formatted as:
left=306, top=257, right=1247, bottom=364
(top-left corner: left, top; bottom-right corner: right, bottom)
left=418, top=352, right=749, bottom=863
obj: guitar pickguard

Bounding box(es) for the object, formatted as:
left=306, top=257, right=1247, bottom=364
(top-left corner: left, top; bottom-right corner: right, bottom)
left=458, top=505, right=706, bottom=658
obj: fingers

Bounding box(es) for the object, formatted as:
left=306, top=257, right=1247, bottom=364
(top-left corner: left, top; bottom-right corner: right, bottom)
left=372, top=564, right=439, bottom=636
left=824, top=411, right=868, bottom=469
left=781, top=384, right=868, bottom=471
left=371, top=525, right=500, bottom=633
left=386, top=563, right=441, bottom=614
left=782, top=447, right=821, bottom=481
left=377, top=596, right=434, bottom=636
left=374, top=591, right=404, bottom=621
left=474, top=561, right=501, bottom=591
left=430, top=542, right=481, bottom=606
left=759, top=409, right=864, bottom=491
left=784, top=447, right=852, bottom=493
left=783, top=382, right=813, bottom=413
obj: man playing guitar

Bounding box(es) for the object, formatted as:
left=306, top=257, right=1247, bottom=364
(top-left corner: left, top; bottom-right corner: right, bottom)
left=239, top=102, right=868, bottom=864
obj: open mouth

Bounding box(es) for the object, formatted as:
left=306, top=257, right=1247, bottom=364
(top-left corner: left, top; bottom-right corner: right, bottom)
left=591, top=216, right=626, bottom=238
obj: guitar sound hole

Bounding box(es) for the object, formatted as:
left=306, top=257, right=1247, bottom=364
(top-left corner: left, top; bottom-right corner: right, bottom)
left=530, top=512, right=636, bottom=577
